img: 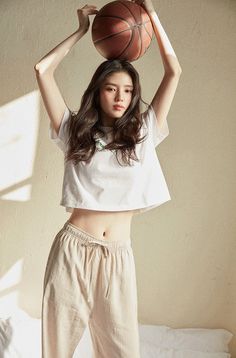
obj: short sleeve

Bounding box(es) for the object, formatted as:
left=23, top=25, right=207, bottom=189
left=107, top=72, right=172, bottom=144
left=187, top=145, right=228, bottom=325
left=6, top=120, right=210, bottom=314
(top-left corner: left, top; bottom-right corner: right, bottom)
left=142, top=104, right=169, bottom=147
left=49, top=107, right=71, bottom=152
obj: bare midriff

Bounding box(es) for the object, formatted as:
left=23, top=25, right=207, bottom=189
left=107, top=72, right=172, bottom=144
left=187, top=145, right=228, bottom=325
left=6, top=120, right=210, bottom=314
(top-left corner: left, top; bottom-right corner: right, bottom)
left=68, top=207, right=137, bottom=242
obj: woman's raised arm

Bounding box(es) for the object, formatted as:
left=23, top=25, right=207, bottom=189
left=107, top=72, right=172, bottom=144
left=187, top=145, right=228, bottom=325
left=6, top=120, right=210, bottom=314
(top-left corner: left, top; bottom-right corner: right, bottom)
left=34, top=5, right=98, bottom=134
left=135, top=0, right=182, bottom=129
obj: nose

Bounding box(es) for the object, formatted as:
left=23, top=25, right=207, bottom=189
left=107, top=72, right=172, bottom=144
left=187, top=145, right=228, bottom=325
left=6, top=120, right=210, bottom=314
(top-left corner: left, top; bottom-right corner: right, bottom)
left=115, top=90, right=124, bottom=102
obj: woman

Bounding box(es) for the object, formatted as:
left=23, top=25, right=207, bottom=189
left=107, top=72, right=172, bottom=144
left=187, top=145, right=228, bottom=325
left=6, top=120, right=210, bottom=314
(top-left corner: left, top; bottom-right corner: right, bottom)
left=34, top=1, right=182, bottom=357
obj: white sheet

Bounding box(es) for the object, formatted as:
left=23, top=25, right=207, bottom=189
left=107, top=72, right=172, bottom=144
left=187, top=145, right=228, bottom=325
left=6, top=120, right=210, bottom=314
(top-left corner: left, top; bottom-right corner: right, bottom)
left=0, top=311, right=233, bottom=358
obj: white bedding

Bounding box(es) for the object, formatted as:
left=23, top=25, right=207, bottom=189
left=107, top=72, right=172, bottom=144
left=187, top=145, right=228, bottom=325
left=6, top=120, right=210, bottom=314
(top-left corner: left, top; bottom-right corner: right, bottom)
left=0, top=310, right=233, bottom=358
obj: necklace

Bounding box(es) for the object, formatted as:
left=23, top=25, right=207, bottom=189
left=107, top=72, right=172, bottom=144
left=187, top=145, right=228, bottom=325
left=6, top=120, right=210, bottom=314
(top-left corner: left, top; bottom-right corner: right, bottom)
left=95, top=125, right=114, bottom=151
left=95, top=136, right=107, bottom=151
left=94, top=131, right=112, bottom=151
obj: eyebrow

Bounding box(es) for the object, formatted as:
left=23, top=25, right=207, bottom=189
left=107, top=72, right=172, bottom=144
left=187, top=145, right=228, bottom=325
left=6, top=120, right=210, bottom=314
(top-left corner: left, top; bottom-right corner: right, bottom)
left=104, top=82, right=133, bottom=88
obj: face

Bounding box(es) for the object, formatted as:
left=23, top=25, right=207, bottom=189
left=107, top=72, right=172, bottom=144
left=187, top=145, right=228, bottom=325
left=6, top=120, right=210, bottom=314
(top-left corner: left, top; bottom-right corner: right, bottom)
left=99, top=71, right=133, bottom=125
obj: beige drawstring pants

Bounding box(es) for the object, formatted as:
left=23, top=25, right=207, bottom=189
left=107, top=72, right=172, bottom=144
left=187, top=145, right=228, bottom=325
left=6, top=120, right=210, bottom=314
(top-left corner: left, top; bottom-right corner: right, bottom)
left=41, top=220, right=140, bottom=358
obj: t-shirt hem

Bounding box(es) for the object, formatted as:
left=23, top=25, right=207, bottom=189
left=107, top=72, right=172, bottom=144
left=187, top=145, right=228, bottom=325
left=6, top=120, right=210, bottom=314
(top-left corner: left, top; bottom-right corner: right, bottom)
left=60, top=197, right=171, bottom=214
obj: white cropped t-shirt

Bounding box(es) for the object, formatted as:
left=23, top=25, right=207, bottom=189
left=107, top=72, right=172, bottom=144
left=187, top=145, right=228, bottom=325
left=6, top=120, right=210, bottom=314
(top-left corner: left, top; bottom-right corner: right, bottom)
left=49, top=105, right=171, bottom=215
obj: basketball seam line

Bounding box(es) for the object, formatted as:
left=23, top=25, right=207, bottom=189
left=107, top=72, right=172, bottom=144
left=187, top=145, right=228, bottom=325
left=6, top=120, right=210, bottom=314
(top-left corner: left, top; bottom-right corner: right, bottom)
left=118, top=0, right=140, bottom=24
left=93, top=28, right=132, bottom=44
left=143, top=22, right=153, bottom=41
left=94, top=14, right=133, bottom=28
left=94, top=14, right=151, bottom=27
left=137, top=5, right=143, bottom=59
left=93, top=19, right=152, bottom=44
left=117, top=26, right=135, bottom=60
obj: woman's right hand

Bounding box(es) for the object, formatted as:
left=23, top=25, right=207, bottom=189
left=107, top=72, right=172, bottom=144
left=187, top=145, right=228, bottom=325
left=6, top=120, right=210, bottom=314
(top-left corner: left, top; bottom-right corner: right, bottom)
left=77, top=5, right=98, bottom=34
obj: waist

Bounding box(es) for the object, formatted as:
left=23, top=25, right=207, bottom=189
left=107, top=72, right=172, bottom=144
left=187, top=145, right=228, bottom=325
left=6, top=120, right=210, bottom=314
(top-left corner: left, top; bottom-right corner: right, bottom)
left=62, top=220, right=132, bottom=248
left=68, top=207, right=134, bottom=242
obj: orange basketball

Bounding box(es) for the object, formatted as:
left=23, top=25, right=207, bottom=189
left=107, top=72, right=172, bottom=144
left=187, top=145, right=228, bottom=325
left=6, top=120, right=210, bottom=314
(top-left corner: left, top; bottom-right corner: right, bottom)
left=91, top=0, right=153, bottom=62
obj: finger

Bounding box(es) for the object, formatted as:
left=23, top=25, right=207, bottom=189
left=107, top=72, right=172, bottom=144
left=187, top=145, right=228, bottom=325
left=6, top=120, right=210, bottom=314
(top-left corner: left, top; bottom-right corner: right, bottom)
left=86, top=9, right=98, bottom=14
left=81, top=6, right=98, bottom=11
left=83, top=4, right=98, bottom=8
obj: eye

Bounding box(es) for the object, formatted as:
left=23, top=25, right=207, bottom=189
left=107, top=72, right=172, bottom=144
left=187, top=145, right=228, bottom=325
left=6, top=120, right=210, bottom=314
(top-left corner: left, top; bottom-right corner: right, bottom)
left=106, top=87, right=116, bottom=92
left=125, top=89, right=133, bottom=93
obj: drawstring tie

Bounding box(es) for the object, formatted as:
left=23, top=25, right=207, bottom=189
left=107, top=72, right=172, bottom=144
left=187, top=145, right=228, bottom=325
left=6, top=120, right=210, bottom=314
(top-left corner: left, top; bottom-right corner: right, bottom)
left=101, top=245, right=110, bottom=298
left=101, top=245, right=109, bottom=258
left=83, top=242, right=110, bottom=302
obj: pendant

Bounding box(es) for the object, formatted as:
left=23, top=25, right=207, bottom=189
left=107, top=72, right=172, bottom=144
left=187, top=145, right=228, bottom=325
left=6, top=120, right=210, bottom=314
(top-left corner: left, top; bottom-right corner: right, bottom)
left=95, top=137, right=107, bottom=151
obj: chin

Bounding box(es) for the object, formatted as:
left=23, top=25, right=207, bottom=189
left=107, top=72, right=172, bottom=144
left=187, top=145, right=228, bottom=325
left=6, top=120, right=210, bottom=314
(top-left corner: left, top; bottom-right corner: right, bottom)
left=112, top=110, right=126, bottom=117
left=108, top=113, right=123, bottom=119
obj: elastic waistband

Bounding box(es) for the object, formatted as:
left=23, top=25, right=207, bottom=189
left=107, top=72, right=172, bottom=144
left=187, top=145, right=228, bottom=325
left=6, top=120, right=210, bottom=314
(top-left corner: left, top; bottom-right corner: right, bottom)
left=62, top=220, right=131, bottom=249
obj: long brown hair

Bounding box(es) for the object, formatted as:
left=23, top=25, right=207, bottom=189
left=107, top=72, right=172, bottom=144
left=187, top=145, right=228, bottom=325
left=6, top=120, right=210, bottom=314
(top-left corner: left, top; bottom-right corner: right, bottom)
left=65, top=59, right=148, bottom=166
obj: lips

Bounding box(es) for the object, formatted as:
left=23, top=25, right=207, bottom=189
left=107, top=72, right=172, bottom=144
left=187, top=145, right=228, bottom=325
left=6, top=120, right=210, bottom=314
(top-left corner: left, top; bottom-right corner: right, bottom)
left=113, top=105, right=125, bottom=110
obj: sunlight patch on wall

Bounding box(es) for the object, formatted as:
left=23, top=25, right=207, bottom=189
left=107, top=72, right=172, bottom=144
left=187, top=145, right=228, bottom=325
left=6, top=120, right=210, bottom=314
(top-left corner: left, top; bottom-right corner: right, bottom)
left=0, top=91, right=39, bottom=201
left=1, top=184, right=32, bottom=201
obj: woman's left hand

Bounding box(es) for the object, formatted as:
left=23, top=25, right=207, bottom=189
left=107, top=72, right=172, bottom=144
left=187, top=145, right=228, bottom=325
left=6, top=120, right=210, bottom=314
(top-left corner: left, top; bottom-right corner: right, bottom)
left=130, top=0, right=155, bottom=14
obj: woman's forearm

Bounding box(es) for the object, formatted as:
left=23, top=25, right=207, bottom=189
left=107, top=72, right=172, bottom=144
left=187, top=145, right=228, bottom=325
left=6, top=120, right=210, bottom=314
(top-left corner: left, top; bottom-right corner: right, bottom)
left=34, top=28, right=86, bottom=75
left=148, top=11, right=182, bottom=75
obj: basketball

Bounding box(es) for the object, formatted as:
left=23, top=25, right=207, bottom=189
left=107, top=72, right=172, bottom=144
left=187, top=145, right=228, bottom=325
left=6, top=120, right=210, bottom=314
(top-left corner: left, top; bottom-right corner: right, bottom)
left=91, top=0, right=153, bottom=62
